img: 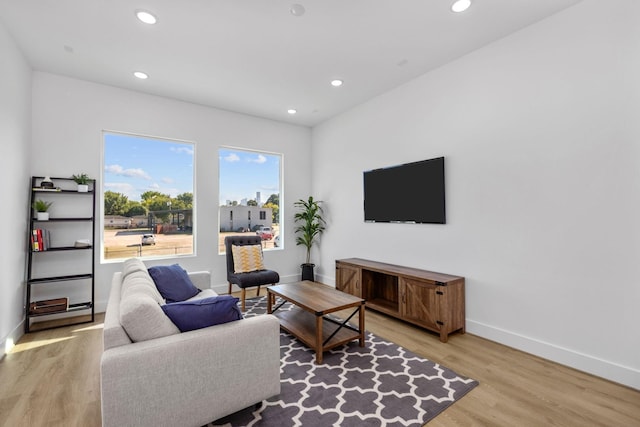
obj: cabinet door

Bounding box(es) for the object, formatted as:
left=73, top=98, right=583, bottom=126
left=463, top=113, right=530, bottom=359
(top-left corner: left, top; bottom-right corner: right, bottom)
left=399, top=277, right=440, bottom=331
left=336, top=263, right=360, bottom=297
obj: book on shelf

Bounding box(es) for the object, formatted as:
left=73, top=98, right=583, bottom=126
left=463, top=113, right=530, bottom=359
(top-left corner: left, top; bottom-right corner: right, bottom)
left=31, top=229, right=40, bottom=251
left=30, top=228, right=51, bottom=251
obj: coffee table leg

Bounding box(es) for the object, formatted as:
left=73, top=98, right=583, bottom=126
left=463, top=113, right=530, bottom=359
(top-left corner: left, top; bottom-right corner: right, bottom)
left=359, top=303, right=365, bottom=347
left=315, top=315, right=323, bottom=364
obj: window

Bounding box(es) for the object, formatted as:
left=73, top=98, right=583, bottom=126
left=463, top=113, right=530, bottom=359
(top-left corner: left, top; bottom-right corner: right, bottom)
left=219, top=147, right=281, bottom=254
left=102, top=131, right=195, bottom=261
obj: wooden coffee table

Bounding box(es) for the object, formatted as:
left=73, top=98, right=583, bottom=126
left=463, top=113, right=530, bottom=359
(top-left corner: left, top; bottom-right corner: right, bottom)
left=267, top=281, right=365, bottom=364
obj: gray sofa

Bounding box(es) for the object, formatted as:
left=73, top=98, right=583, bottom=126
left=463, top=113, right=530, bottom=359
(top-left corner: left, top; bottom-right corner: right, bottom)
left=101, top=258, right=281, bottom=427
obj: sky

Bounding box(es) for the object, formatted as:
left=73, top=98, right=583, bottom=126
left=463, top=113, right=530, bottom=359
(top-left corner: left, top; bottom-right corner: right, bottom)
left=218, top=148, right=281, bottom=206
left=104, top=132, right=194, bottom=202
left=104, top=133, right=280, bottom=205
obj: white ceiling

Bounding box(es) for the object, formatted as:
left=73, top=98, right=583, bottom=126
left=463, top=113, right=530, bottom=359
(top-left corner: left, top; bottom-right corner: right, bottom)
left=0, top=0, right=581, bottom=127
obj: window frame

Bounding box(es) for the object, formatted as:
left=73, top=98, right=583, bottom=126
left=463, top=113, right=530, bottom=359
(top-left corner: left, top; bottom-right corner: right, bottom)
left=101, top=130, right=196, bottom=263
left=218, top=146, right=282, bottom=254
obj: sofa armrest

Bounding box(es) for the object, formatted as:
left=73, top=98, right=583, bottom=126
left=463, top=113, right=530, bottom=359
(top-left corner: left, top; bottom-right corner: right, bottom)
left=188, top=271, right=211, bottom=290
left=100, top=314, right=281, bottom=427
left=103, top=272, right=132, bottom=349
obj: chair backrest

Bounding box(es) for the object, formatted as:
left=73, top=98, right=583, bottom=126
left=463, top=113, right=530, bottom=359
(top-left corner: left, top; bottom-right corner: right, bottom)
left=224, top=235, right=263, bottom=279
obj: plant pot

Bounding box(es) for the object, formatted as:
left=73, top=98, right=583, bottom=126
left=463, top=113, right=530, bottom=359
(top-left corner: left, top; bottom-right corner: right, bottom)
left=36, top=212, right=49, bottom=221
left=301, top=263, right=315, bottom=282
left=77, top=184, right=89, bottom=192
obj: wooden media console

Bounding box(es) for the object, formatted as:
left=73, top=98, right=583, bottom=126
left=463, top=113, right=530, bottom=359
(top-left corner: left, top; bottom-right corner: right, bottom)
left=335, top=258, right=465, bottom=342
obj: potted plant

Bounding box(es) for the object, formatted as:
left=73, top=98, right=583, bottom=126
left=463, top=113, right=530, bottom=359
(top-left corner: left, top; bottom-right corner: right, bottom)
left=33, top=199, right=53, bottom=221
left=294, top=196, right=326, bottom=281
left=72, top=173, right=90, bottom=192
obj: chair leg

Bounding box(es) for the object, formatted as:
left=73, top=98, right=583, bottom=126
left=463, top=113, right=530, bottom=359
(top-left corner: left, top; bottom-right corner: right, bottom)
left=256, top=285, right=261, bottom=296
left=241, top=288, right=246, bottom=311
left=228, top=282, right=232, bottom=295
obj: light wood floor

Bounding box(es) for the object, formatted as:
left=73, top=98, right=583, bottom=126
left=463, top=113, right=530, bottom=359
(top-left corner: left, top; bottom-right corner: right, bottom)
left=1, top=291, right=639, bottom=427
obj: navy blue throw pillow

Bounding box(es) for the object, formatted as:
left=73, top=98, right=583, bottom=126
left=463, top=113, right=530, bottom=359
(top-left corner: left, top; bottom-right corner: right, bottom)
left=161, top=295, right=242, bottom=332
left=148, top=264, right=200, bottom=303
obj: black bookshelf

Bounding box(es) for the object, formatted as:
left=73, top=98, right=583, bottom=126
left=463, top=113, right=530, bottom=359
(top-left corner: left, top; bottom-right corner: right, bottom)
left=25, top=176, right=96, bottom=333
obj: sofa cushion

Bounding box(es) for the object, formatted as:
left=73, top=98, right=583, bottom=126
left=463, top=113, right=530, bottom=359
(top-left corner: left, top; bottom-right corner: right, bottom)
left=120, top=289, right=179, bottom=342
left=121, top=270, right=165, bottom=305
left=162, top=295, right=242, bottom=332
left=148, top=264, right=200, bottom=303
left=122, top=257, right=148, bottom=278
left=232, top=244, right=265, bottom=273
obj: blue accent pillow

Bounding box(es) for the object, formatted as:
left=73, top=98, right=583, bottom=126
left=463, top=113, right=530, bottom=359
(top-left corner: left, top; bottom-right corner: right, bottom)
left=161, top=295, right=242, bottom=332
left=148, top=264, right=200, bottom=303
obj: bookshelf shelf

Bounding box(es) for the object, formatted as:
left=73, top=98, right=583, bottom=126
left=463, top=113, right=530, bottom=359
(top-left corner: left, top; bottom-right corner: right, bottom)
left=31, top=246, right=93, bottom=253
left=32, top=188, right=94, bottom=194
left=28, top=274, right=94, bottom=285
left=33, top=217, right=93, bottom=222
left=25, top=176, right=96, bottom=333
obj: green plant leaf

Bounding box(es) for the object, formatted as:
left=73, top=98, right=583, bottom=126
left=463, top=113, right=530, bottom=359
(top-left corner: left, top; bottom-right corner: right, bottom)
left=32, top=199, right=53, bottom=212
left=293, top=196, right=326, bottom=264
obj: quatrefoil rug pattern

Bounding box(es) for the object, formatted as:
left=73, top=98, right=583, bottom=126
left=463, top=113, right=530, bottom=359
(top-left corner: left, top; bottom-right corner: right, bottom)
left=212, top=297, right=478, bottom=427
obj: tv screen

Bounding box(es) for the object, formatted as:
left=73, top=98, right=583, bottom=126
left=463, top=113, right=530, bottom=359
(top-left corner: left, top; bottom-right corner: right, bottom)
left=363, top=157, right=445, bottom=224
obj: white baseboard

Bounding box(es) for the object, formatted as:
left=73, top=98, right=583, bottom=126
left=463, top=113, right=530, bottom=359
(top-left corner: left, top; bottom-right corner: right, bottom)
left=1, top=318, right=25, bottom=359
left=467, top=319, right=640, bottom=391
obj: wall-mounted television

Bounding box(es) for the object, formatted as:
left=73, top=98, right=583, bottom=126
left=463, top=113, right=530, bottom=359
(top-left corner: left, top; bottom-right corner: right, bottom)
left=363, top=156, right=446, bottom=224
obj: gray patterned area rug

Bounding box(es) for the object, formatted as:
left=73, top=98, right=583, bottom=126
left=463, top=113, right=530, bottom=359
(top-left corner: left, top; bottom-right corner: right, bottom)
left=212, top=296, right=478, bottom=427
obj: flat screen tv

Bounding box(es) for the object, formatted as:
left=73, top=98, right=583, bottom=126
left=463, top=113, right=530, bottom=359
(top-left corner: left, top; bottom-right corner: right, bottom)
left=363, top=156, right=445, bottom=224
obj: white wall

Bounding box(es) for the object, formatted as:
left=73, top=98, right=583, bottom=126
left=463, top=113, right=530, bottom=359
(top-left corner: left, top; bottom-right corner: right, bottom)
left=30, top=72, right=312, bottom=313
left=312, top=0, right=640, bottom=389
left=0, top=22, right=32, bottom=356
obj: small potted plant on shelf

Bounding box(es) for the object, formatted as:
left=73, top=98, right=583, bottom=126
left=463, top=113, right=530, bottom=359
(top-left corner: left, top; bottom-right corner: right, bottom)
left=72, top=173, right=90, bottom=192
left=294, top=196, right=326, bottom=281
left=33, top=199, right=53, bottom=221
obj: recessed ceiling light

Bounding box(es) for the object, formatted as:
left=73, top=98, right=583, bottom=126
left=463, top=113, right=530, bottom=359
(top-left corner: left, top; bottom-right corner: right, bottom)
left=330, top=79, right=343, bottom=87
left=136, top=10, right=158, bottom=24
left=451, top=0, right=471, bottom=13
left=290, top=4, right=306, bottom=17
left=287, top=109, right=297, bottom=115
left=133, top=71, right=148, bottom=79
